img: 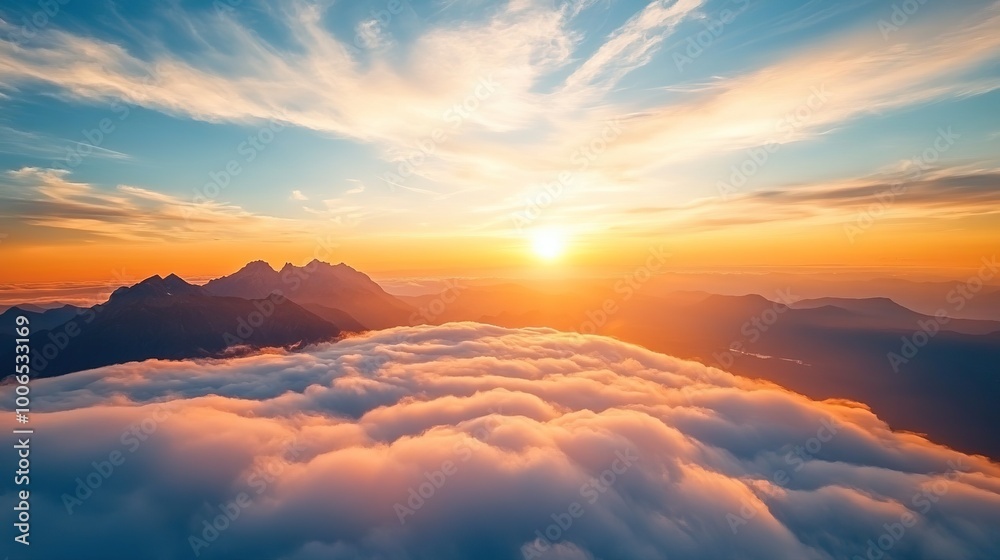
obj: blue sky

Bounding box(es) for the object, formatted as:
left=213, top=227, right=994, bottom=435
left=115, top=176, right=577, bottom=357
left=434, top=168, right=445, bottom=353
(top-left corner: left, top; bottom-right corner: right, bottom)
left=1, top=0, right=999, bottom=278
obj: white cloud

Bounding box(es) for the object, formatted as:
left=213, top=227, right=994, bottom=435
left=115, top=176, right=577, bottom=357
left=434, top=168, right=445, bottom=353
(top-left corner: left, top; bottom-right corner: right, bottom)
left=344, top=180, right=366, bottom=195
left=561, top=0, right=704, bottom=96
left=10, top=322, right=1000, bottom=560
left=2, top=1, right=1000, bottom=236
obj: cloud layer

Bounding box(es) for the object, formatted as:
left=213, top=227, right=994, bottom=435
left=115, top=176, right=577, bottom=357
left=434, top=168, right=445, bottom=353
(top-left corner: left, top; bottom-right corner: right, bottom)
left=4, top=322, right=1000, bottom=559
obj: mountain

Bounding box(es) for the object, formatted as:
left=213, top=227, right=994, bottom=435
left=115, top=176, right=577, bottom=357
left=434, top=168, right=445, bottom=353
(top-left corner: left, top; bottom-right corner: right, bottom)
left=790, top=296, right=1000, bottom=334
left=600, top=271, right=1000, bottom=321
left=109, top=272, right=204, bottom=301
left=297, top=303, right=367, bottom=332
left=407, top=282, right=1000, bottom=458
left=0, top=301, right=78, bottom=313
left=198, top=260, right=280, bottom=299
left=792, top=295, right=908, bottom=316
left=204, top=260, right=413, bottom=329
left=0, top=274, right=340, bottom=378
left=962, top=288, right=1000, bottom=321
left=0, top=303, right=85, bottom=331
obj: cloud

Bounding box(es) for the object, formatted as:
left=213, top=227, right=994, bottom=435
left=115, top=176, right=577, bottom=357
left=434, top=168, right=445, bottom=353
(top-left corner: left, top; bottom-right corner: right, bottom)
left=627, top=167, right=1000, bottom=232
left=443, top=2, right=1000, bottom=220
left=602, top=2, right=1000, bottom=167
left=0, top=167, right=342, bottom=243
left=0, top=0, right=701, bottom=194
left=6, top=0, right=996, bottom=238
left=0, top=126, right=132, bottom=161
left=353, top=18, right=393, bottom=51
left=344, top=180, right=366, bottom=196
left=740, top=169, right=1000, bottom=216
left=4, top=322, right=999, bottom=560
left=290, top=190, right=308, bottom=201
left=0, top=0, right=585, bottom=145
left=560, top=0, right=704, bottom=97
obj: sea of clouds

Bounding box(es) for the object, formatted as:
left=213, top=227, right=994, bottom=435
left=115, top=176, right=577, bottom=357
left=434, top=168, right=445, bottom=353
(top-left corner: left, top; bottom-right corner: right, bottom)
left=3, top=322, right=999, bottom=560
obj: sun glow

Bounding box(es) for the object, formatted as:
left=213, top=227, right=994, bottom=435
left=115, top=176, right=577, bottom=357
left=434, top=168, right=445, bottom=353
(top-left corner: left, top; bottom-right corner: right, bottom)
left=531, top=229, right=566, bottom=261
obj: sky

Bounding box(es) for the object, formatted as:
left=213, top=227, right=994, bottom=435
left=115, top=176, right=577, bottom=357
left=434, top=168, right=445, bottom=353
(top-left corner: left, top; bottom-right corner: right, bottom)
left=0, top=0, right=999, bottom=282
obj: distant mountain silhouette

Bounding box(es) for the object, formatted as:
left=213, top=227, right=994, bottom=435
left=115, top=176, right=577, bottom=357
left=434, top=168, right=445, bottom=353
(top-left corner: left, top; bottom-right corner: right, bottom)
left=0, top=303, right=86, bottom=331
left=793, top=296, right=909, bottom=316
left=201, top=260, right=280, bottom=299
left=0, top=274, right=340, bottom=377
left=0, top=302, right=67, bottom=314
left=791, top=296, right=1000, bottom=334
left=962, top=288, right=1000, bottom=321
left=109, top=273, right=204, bottom=301
left=406, top=283, right=1000, bottom=459
left=203, top=260, right=412, bottom=329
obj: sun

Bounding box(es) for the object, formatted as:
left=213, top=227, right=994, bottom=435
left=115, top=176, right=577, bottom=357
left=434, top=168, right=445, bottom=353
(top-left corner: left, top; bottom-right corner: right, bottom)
left=531, top=229, right=566, bottom=261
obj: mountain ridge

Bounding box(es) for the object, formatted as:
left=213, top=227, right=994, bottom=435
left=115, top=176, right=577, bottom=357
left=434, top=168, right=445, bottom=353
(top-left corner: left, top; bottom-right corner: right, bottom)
left=203, top=259, right=413, bottom=329
left=1, top=273, right=342, bottom=377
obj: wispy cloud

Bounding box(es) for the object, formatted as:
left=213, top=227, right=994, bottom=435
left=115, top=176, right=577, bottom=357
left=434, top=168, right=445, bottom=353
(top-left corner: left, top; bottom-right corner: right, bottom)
left=561, top=0, right=704, bottom=96
left=344, top=180, right=366, bottom=195
left=620, top=166, right=1000, bottom=233
left=0, top=126, right=131, bottom=161
left=0, top=0, right=702, bottom=190
left=0, top=167, right=312, bottom=242
left=1, top=0, right=999, bottom=244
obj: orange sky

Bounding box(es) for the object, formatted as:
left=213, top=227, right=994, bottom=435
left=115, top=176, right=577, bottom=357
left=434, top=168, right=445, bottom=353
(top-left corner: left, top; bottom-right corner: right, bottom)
left=2, top=3, right=1000, bottom=287
left=2, top=219, right=996, bottom=284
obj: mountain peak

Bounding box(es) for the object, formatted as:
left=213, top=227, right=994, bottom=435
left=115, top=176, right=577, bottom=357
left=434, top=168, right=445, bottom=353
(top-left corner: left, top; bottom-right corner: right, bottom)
left=279, top=259, right=351, bottom=273
left=111, top=273, right=204, bottom=302
left=304, top=259, right=351, bottom=270
left=205, top=259, right=411, bottom=329
left=242, top=260, right=276, bottom=273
